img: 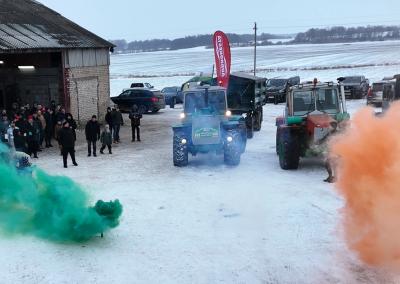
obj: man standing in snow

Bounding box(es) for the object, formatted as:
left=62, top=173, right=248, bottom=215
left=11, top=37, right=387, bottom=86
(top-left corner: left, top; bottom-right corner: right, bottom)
left=129, top=105, right=142, bottom=142
left=85, top=115, right=100, bottom=157
left=26, top=116, right=39, bottom=158
left=58, top=121, right=78, bottom=168
left=112, top=107, right=124, bottom=143
left=105, top=107, right=114, bottom=138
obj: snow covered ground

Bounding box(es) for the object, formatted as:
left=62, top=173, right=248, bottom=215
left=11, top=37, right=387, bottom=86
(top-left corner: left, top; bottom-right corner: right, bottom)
left=1, top=99, right=400, bottom=283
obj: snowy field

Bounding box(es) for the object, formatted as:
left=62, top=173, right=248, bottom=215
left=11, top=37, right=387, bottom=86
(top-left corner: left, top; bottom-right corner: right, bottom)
left=110, top=40, right=400, bottom=97
left=1, top=99, right=400, bottom=283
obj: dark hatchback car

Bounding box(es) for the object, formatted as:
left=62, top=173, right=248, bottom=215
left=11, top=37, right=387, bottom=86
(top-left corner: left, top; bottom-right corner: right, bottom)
left=367, top=81, right=387, bottom=107
left=161, top=86, right=182, bottom=107
left=111, top=89, right=166, bottom=114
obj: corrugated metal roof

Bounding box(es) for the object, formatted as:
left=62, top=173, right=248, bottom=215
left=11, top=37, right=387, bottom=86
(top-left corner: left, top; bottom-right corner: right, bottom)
left=0, top=0, right=114, bottom=52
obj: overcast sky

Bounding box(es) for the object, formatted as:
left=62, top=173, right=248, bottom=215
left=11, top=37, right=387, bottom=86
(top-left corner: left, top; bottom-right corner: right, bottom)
left=39, top=0, right=400, bottom=41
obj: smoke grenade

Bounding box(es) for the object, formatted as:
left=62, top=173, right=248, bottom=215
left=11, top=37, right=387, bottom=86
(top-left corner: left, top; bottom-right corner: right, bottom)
left=0, top=143, right=122, bottom=242
left=331, top=102, right=400, bottom=268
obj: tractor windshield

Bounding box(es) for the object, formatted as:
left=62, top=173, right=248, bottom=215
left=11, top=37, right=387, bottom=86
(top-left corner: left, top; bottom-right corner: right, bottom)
left=293, top=88, right=340, bottom=116
left=293, top=90, right=314, bottom=116
left=184, top=90, right=226, bottom=114
left=316, top=88, right=340, bottom=114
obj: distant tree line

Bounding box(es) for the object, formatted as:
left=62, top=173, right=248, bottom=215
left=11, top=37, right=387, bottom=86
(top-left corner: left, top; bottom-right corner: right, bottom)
left=110, top=33, right=289, bottom=53
left=293, top=26, right=400, bottom=44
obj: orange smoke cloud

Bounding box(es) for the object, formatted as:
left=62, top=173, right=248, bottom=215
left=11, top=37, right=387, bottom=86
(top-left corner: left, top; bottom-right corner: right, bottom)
left=331, top=102, right=400, bottom=269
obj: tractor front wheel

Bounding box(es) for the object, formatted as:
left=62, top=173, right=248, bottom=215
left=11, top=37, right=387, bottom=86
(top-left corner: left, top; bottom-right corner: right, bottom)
left=173, top=132, right=188, bottom=167
left=278, top=128, right=300, bottom=170
left=224, top=130, right=242, bottom=166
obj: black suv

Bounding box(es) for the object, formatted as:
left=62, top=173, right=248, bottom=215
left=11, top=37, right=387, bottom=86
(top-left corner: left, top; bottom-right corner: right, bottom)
left=266, top=76, right=300, bottom=104
left=342, top=76, right=369, bottom=99
left=111, top=89, right=166, bottom=113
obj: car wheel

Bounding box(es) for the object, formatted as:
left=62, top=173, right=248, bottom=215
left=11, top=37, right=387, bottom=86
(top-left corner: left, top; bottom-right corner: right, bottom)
left=170, top=98, right=176, bottom=109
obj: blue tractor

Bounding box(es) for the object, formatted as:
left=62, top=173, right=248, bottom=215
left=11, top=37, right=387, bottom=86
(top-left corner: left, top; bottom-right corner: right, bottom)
left=172, top=86, right=247, bottom=167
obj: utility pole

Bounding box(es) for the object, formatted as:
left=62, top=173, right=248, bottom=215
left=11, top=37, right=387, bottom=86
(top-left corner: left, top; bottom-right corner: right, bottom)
left=253, top=22, right=257, bottom=77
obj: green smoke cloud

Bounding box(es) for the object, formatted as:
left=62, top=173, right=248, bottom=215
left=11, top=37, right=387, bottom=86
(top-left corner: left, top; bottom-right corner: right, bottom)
left=0, top=143, right=122, bottom=242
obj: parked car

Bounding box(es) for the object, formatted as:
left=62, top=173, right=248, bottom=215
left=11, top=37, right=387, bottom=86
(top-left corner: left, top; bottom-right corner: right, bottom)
left=266, top=76, right=300, bottom=104
left=111, top=88, right=166, bottom=113
left=382, top=75, right=400, bottom=111
left=367, top=79, right=393, bottom=107
left=342, top=76, right=369, bottom=99
left=130, top=82, right=154, bottom=89
left=161, top=86, right=181, bottom=108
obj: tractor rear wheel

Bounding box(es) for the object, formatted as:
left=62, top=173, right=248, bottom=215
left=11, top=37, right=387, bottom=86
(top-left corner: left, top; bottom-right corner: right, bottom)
left=254, top=108, right=262, bottom=132
left=246, top=115, right=254, bottom=139
left=173, top=132, right=188, bottom=167
left=278, top=128, right=300, bottom=170
left=276, top=128, right=280, bottom=155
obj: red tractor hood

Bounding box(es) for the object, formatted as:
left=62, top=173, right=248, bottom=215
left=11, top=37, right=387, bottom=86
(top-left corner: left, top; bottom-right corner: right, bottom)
left=307, top=113, right=335, bottom=136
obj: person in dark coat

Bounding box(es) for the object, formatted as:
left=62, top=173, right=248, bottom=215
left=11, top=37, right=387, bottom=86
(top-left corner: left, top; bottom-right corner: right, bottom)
left=54, top=120, right=63, bottom=155
left=32, top=112, right=43, bottom=151
left=56, top=107, right=66, bottom=123
left=58, top=121, right=78, bottom=168
left=44, top=108, right=54, bottom=148
left=13, top=127, right=27, bottom=153
left=100, top=124, right=113, bottom=155
left=129, top=105, right=142, bottom=142
left=105, top=107, right=114, bottom=137
left=85, top=115, right=100, bottom=157
left=0, top=114, right=9, bottom=143
left=65, top=113, right=77, bottom=141
left=26, top=116, right=39, bottom=158
left=111, top=107, right=124, bottom=143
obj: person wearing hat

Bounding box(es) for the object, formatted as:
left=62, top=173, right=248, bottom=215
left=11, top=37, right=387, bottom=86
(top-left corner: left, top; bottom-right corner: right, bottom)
left=58, top=121, right=78, bottom=168
left=85, top=115, right=100, bottom=157
left=13, top=127, right=27, bottom=154
left=129, top=105, right=142, bottom=142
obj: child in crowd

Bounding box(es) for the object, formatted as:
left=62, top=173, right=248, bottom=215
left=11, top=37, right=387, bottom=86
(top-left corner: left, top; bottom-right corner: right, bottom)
left=100, top=124, right=113, bottom=155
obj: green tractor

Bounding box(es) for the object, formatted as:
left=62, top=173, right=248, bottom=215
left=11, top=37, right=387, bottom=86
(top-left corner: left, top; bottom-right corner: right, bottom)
left=172, top=86, right=247, bottom=167
left=276, top=79, right=350, bottom=170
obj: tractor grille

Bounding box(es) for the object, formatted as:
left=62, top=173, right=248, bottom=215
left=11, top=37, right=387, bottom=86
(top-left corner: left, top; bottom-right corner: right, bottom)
left=192, top=116, right=221, bottom=145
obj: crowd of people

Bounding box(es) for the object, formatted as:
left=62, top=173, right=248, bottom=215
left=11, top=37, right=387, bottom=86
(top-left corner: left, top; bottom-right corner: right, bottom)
left=0, top=103, right=143, bottom=168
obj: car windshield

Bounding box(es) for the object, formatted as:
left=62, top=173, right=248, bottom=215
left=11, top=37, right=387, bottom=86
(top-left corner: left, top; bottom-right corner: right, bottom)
left=343, top=77, right=362, bottom=84
left=373, top=83, right=384, bottom=92
left=316, top=88, right=340, bottom=114
left=131, top=83, right=144, bottom=88
left=267, top=79, right=287, bottom=87
left=184, top=90, right=226, bottom=114
left=162, top=87, right=176, bottom=93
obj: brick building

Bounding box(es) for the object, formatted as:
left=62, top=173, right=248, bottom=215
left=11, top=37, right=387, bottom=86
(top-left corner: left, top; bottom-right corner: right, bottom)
left=0, top=0, right=114, bottom=124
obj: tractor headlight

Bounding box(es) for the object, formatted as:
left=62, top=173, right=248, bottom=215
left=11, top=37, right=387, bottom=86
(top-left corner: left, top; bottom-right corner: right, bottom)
left=227, top=136, right=233, bottom=143
left=180, top=113, right=186, bottom=119
left=225, top=110, right=232, bottom=117
left=181, top=138, right=187, bottom=145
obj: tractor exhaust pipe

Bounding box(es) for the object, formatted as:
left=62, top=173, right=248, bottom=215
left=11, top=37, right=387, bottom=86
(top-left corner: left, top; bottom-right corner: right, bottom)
left=337, top=77, right=347, bottom=113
